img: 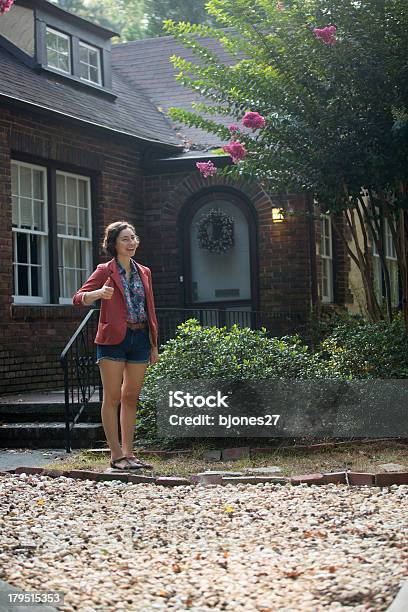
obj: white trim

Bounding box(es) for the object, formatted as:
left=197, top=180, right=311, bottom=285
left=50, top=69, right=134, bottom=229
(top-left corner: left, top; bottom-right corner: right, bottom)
left=46, top=26, right=71, bottom=75
left=320, top=213, right=334, bottom=303
left=79, top=40, right=102, bottom=85
left=11, top=161, right=49, bottom=303
left=56, top=170, right=92, bottom=301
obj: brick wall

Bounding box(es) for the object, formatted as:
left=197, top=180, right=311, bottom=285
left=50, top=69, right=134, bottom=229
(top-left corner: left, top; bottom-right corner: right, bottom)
left=0, top=106, right=144, bottom=394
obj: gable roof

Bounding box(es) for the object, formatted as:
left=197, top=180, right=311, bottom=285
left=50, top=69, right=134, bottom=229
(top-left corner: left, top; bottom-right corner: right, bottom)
left=112, top=34, right=236, bottom=151
left=0, top=38, right=182, bottom=149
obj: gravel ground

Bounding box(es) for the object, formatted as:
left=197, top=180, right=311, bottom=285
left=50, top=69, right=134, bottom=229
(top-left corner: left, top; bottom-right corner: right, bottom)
left=0, top=474, right=407, bottom=612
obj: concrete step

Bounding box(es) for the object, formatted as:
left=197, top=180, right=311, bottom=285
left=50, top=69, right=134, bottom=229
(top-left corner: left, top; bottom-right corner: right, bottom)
left=0, top=403, right=101, bottom=423
left=0, top=422, right=105, bottom=449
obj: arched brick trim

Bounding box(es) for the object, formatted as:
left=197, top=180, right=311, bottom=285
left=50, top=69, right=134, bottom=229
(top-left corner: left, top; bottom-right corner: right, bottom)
left=160, top=172, right=273, bottom=223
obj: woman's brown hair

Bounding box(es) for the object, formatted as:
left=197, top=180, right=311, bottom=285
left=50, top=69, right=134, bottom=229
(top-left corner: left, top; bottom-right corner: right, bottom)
left=102, top=221, right=140, bottom=257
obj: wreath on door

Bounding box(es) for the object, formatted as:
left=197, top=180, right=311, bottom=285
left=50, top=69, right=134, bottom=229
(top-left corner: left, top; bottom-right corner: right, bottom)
left=196, top=208, right=234, bottom=254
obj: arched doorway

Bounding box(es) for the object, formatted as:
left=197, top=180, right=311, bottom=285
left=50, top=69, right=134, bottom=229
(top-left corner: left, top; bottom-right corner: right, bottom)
left=181, top=189, right=258, bottom=326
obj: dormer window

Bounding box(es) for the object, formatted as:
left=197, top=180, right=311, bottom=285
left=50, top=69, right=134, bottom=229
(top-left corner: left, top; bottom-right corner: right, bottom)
left=46, top=27, right=71, bottom=74
left=79, top=41, right=102, bottom=85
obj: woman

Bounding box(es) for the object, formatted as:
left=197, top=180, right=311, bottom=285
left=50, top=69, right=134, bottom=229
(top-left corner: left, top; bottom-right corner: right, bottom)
left=73, top=221, right=159, bottom=471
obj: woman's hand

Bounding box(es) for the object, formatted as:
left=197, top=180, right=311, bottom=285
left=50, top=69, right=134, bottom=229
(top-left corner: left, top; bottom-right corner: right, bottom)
left=99, top=278, right=114, bottom=300
left=149, top=346, right=159, bottom=365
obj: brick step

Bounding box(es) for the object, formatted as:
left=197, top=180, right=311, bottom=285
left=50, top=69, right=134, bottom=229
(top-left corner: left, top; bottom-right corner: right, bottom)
left=0, top=422, right=105, bottom=449
left=0, top=403, right=101, bottom=423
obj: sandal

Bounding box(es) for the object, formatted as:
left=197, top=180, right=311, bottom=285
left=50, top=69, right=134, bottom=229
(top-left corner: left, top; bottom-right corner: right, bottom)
left=125, top=456, right=153, bottom=469
left=110, top=456, right=138, bottom=471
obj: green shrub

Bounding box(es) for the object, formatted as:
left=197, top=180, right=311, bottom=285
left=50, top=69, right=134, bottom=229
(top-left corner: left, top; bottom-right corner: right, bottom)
left=137, top=319, right=320, bottom=444
left=317, top=312, right=408, bottom=380
left=136, top=315, right=408, bottom=444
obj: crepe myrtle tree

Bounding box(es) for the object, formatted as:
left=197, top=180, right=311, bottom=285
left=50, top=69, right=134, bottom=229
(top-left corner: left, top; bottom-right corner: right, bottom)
left=164, top=0, right=408, bottom=326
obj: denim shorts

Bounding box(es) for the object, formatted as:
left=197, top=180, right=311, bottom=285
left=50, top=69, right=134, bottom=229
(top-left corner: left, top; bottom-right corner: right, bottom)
left=96, top=327, right=151, bottom=365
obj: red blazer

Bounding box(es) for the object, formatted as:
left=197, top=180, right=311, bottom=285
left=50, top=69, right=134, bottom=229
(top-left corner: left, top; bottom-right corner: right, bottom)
left=72, top=258, right=158, bottom=347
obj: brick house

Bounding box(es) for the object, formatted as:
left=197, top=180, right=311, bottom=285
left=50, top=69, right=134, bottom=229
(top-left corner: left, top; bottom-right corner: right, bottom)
left=0, top=0, right=359, bottom=395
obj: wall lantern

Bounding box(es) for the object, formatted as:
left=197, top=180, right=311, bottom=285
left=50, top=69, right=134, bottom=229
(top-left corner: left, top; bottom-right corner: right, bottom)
left=271, top=207, right=285, bottom=223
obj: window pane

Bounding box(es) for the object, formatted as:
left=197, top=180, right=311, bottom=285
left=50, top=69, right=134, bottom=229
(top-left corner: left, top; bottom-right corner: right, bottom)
left=58, top=265, right=65, bottom=297
left=57, top=36, right=69, bottom=54
left=67, top=206, right=77, bottom=235
left=80, top=45, right=88, bottom=62
left=59, top=53, right=69, bottom=73
left=64, top=239, right=77, bottom=267
left=57, top=204, right=65, bottom=234
left=47, top=31, right=58, bottom=51
left=12, top=263, right=16, bottom=295
left=47, top=49, right=58, bottom=68
left=20, top=197, right=32, bottom=228
left=78, top=207, right=89, bottom=238
left=32, top=170, right=43, bottom=200
left=12, top=196, right=19, bottom=226
left=67, top=177, right=77, bottom=205
left=20, top=166, right=31, bottom=197
left=78, top=180, right=88, bottom=206
left=89, top=66, right=99, bottom=83
left=33, top=200, right=44, bottom=231
left=78, top=240, right=88, bottom=268
left=80, top=62, right=88, bottom=79
left=31, top=267, right=40, bottom=296
left=17, top=265, right=28, bottom=295
left=65, top=268, right=76, bottom=298
left=325, top=235, right=330, bottom=256
left=88, top=48, right=98, bottom=67
left=57, top=174, right=65, bottom=203
left=57, top=237, right=63, bottom=262
left=17, top=233, right=28, bottom=263
left=30, top=234, right=40, bottom=265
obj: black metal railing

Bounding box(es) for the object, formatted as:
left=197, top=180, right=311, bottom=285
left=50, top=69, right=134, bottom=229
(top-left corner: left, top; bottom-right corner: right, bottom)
left=156, top=308, right=306, bottom=345
left=60, top=308, right=101, bottom=452
left=60, top=307, right=307, bottom=452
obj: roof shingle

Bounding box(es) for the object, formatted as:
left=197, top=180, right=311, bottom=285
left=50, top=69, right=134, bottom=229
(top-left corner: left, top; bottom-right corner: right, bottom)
left=112, top=34, right=236, bottom=151
left=0, top=39, right=182, bottom=148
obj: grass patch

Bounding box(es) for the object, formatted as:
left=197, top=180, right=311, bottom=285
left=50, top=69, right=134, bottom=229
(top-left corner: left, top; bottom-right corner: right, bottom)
left=45, top=441, right=408, bottom=478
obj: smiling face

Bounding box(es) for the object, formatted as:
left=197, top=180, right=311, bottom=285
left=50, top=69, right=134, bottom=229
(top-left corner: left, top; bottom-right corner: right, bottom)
left=115, top=227, right=139, bottom=258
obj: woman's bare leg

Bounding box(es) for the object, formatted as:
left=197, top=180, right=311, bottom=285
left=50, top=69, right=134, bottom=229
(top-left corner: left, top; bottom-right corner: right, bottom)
left=98, top=359, right=126, bottom=462
left=120, top=362, right=148, bottom=457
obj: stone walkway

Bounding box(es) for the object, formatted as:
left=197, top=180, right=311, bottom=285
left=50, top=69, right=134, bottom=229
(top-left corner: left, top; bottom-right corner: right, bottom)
left=0, top=449, right=72, bottom=472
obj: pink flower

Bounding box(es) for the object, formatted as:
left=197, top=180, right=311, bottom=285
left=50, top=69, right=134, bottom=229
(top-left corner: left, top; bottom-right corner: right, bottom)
left=276, top=2, right=284, bottom=10
left=0, top=0, right=14, bottom=13
left=223, top=141, right=247, bottom=163
left=196, top=161, right=218, bottom=178
left=228, top=124, right=240, bottom=134
left=313, top=25, right=337, bottom=45
left=242, top=111, right=266, bottom=130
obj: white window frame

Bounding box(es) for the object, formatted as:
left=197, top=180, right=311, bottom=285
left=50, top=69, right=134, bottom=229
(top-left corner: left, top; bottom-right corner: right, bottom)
left=79, top=40, right=102, bottom=85
left=372, top=215, right=399, bottom=306
left=56, top=171, right=92, bottom=304
left=46, top=26, right=71, bottom=74
left=11, top=161, right=49, bottom=305
left=319, top=213, right=334, bottom=303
